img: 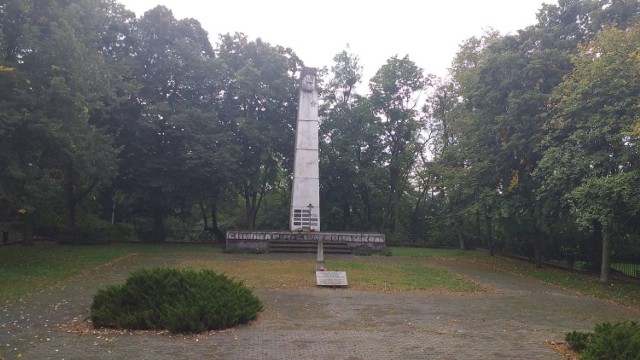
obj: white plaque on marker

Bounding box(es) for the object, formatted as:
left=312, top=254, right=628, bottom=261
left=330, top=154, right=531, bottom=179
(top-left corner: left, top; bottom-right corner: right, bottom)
left=316, top=271, right=348, bottom=286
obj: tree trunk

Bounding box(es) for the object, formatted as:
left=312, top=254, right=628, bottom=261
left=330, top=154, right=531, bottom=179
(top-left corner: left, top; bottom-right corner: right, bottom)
left=394, top=199, right=400, bottom=238
left=249, top=192, right=258, bottom=229
left=380, top=207, right=389, bottom=233
left=475, top=210, right=482, bottom=249
left=486, top=215, right=494, bottom=257
left=199, top=201, right=209, bottom=230
left=409, top=187, right=427, bottom=239
left=243, top=183, right=253, bottom=229
left=502, top=224, right=516, bottom=255
left=22, top=213, right=34, bottom=246
left=209, top=200, right=225, bottom=243
left=342, top=198, right=350, bottom=230
left=62, top=163, right=97, bottom=238
left=241, top=184, right=260, bottom=230
left=381, top=174, right=402, bottom=232
left=455, top=217, right=465, bottom=250
left=599, top=223, right=613, bottom=283
left=253, top=166, right=272, bottom=229
left=587, top=221, right=603, bottom=273
left=359, top=182, right=373, bottom=228
left=534, top=233, right=543, bottom=268
left=64, top=164, right=76, bottom=232
left=151, top=200, right=166, bottom=243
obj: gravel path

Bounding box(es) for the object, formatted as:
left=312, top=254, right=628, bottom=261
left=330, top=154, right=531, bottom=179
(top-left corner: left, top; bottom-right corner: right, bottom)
left=1, top=252, right=638, bottom=359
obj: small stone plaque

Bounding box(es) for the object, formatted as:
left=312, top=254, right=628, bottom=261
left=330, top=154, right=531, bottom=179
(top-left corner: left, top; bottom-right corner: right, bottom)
left=316, top=271, right=348, bottom=286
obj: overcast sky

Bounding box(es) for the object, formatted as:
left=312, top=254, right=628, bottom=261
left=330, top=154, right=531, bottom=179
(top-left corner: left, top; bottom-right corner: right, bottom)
left=118, top=0, right=557, bottom=82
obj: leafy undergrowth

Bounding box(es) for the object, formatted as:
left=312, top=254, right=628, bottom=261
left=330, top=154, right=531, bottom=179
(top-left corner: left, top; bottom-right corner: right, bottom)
left=389, top=247, right=475, bottom=260
left=91, top=268, right=262, bottom=334
left=180, top=259, right=482, bottom=292
left=0, top=242, right=221, bottom=303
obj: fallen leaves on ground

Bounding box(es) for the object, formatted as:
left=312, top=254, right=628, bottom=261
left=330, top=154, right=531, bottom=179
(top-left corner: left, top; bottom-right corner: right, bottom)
left=545, top=340, right=580, bottom=360
left=57, top=315, right=251, bottom=339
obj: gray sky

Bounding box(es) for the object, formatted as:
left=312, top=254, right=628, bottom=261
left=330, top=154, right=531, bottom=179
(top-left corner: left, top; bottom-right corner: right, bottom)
left=118, top=0, right=557, bottom=82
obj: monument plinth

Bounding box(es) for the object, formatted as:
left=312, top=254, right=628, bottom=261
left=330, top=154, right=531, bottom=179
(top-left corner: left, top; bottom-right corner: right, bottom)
left=226, top=67, right=385, bottom=253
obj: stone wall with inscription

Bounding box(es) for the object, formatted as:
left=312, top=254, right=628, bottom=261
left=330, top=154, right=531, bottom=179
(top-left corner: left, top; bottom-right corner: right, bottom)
left=226, top=231, right=385, bottom=252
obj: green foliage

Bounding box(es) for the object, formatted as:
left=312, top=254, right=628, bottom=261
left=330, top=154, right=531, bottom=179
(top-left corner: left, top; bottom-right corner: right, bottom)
left=353, top=246, right=374, bottom=256
left=2, top=0, right=640, bottom=257
left=57, top=214, right=137, bottom=244
left=216, top=33, right=301, bottom=230
left=421, top=2, right=640, bottom=265
left=102, top=223, right=137, bottom=242
left=379, top=248, right=393, bottom=256
left=369, top=55, right=428, bottom=232
left=566, top=322, right=640, bottom=360
left=222, top=247, right=267, bottom=254
left=537, top=25, right=640, bottom=281
left=390, top=247, right=473, bottom=259
left=91, top=268, right=263, bottom=334
left=0, top=0, right=119, bottom=240
left=565, top=330, right=592, bottom=352
left=319, top=47, right=385, bottom=232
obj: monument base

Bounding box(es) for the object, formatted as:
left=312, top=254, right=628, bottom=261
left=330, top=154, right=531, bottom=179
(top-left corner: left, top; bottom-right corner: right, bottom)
left=226, top=231, right=385, bottom=253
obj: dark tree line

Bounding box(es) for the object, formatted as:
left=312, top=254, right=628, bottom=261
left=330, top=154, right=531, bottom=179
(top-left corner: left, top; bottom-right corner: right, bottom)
left=0, top=1, right=301, bottom=243
left=1, top=0, right=640, bottom=282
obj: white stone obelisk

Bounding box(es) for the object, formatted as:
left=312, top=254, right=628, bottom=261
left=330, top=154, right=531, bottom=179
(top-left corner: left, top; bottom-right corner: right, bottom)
left=290, top=68, right=320, bottom=231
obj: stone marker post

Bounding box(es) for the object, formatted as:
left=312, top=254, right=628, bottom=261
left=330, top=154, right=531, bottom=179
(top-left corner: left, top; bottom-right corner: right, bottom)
left=316, top=240, right=325, bottom=271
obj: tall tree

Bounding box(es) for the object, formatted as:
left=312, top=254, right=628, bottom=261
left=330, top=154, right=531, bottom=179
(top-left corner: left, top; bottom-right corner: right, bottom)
left=369, top=55, right=429, bottom=233
left=435, top=32, right=504, bottom=252
left=435, top=0, right=640, bottom=258
left=319, top=48, right=384, bottom=230
left=422, top=78, right=470, bottom=248
left=0, top=0, right=119, bottom=242
left=216, top=33, right=302, bottom=229
left=117, top=6, right=234, bottom=241
left=537, top=25, right=640, bottom=282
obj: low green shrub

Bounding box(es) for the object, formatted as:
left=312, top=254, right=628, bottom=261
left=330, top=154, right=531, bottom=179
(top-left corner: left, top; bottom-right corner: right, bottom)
left=565, top=330, right=592, bottom=352
left=354, top=246, right=373, bottom=256
left=222, top=247, right=266, bottom=254
left=565, top=321, right=640, bottom=360
left=379, top=248, right=393, bottom=257
left=91, top=268, right=263, bottom=334
left=101, top=223, right=137, bottom=242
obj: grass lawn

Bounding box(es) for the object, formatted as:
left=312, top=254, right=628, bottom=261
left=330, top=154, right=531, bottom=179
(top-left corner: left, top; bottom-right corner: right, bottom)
left=2, top=242, right=640, bottom=309
left=181, top=258, right=482, bottom=292
left=472, top=254, right=640, bottom=309
left=0, top=241, right=221, bottom=303
left=389, top=247, right=640, bottom=309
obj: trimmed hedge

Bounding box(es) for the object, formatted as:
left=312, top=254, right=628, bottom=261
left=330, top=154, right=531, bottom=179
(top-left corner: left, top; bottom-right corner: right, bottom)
left=565, top=321, right=640, bottom=360
left=91, top=268, right=263, bottom=334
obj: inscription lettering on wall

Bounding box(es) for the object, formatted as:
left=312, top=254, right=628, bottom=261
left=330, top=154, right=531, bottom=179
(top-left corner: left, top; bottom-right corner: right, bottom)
left=227, top=231, right=385, bottom=243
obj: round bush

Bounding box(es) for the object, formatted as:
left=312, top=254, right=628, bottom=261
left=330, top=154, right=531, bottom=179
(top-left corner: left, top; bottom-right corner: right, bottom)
left=582, top=322, right=640, bottom=360
left=91, top=268, right=263, bottom=334
left=566, top=321, right=640, bottom=360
